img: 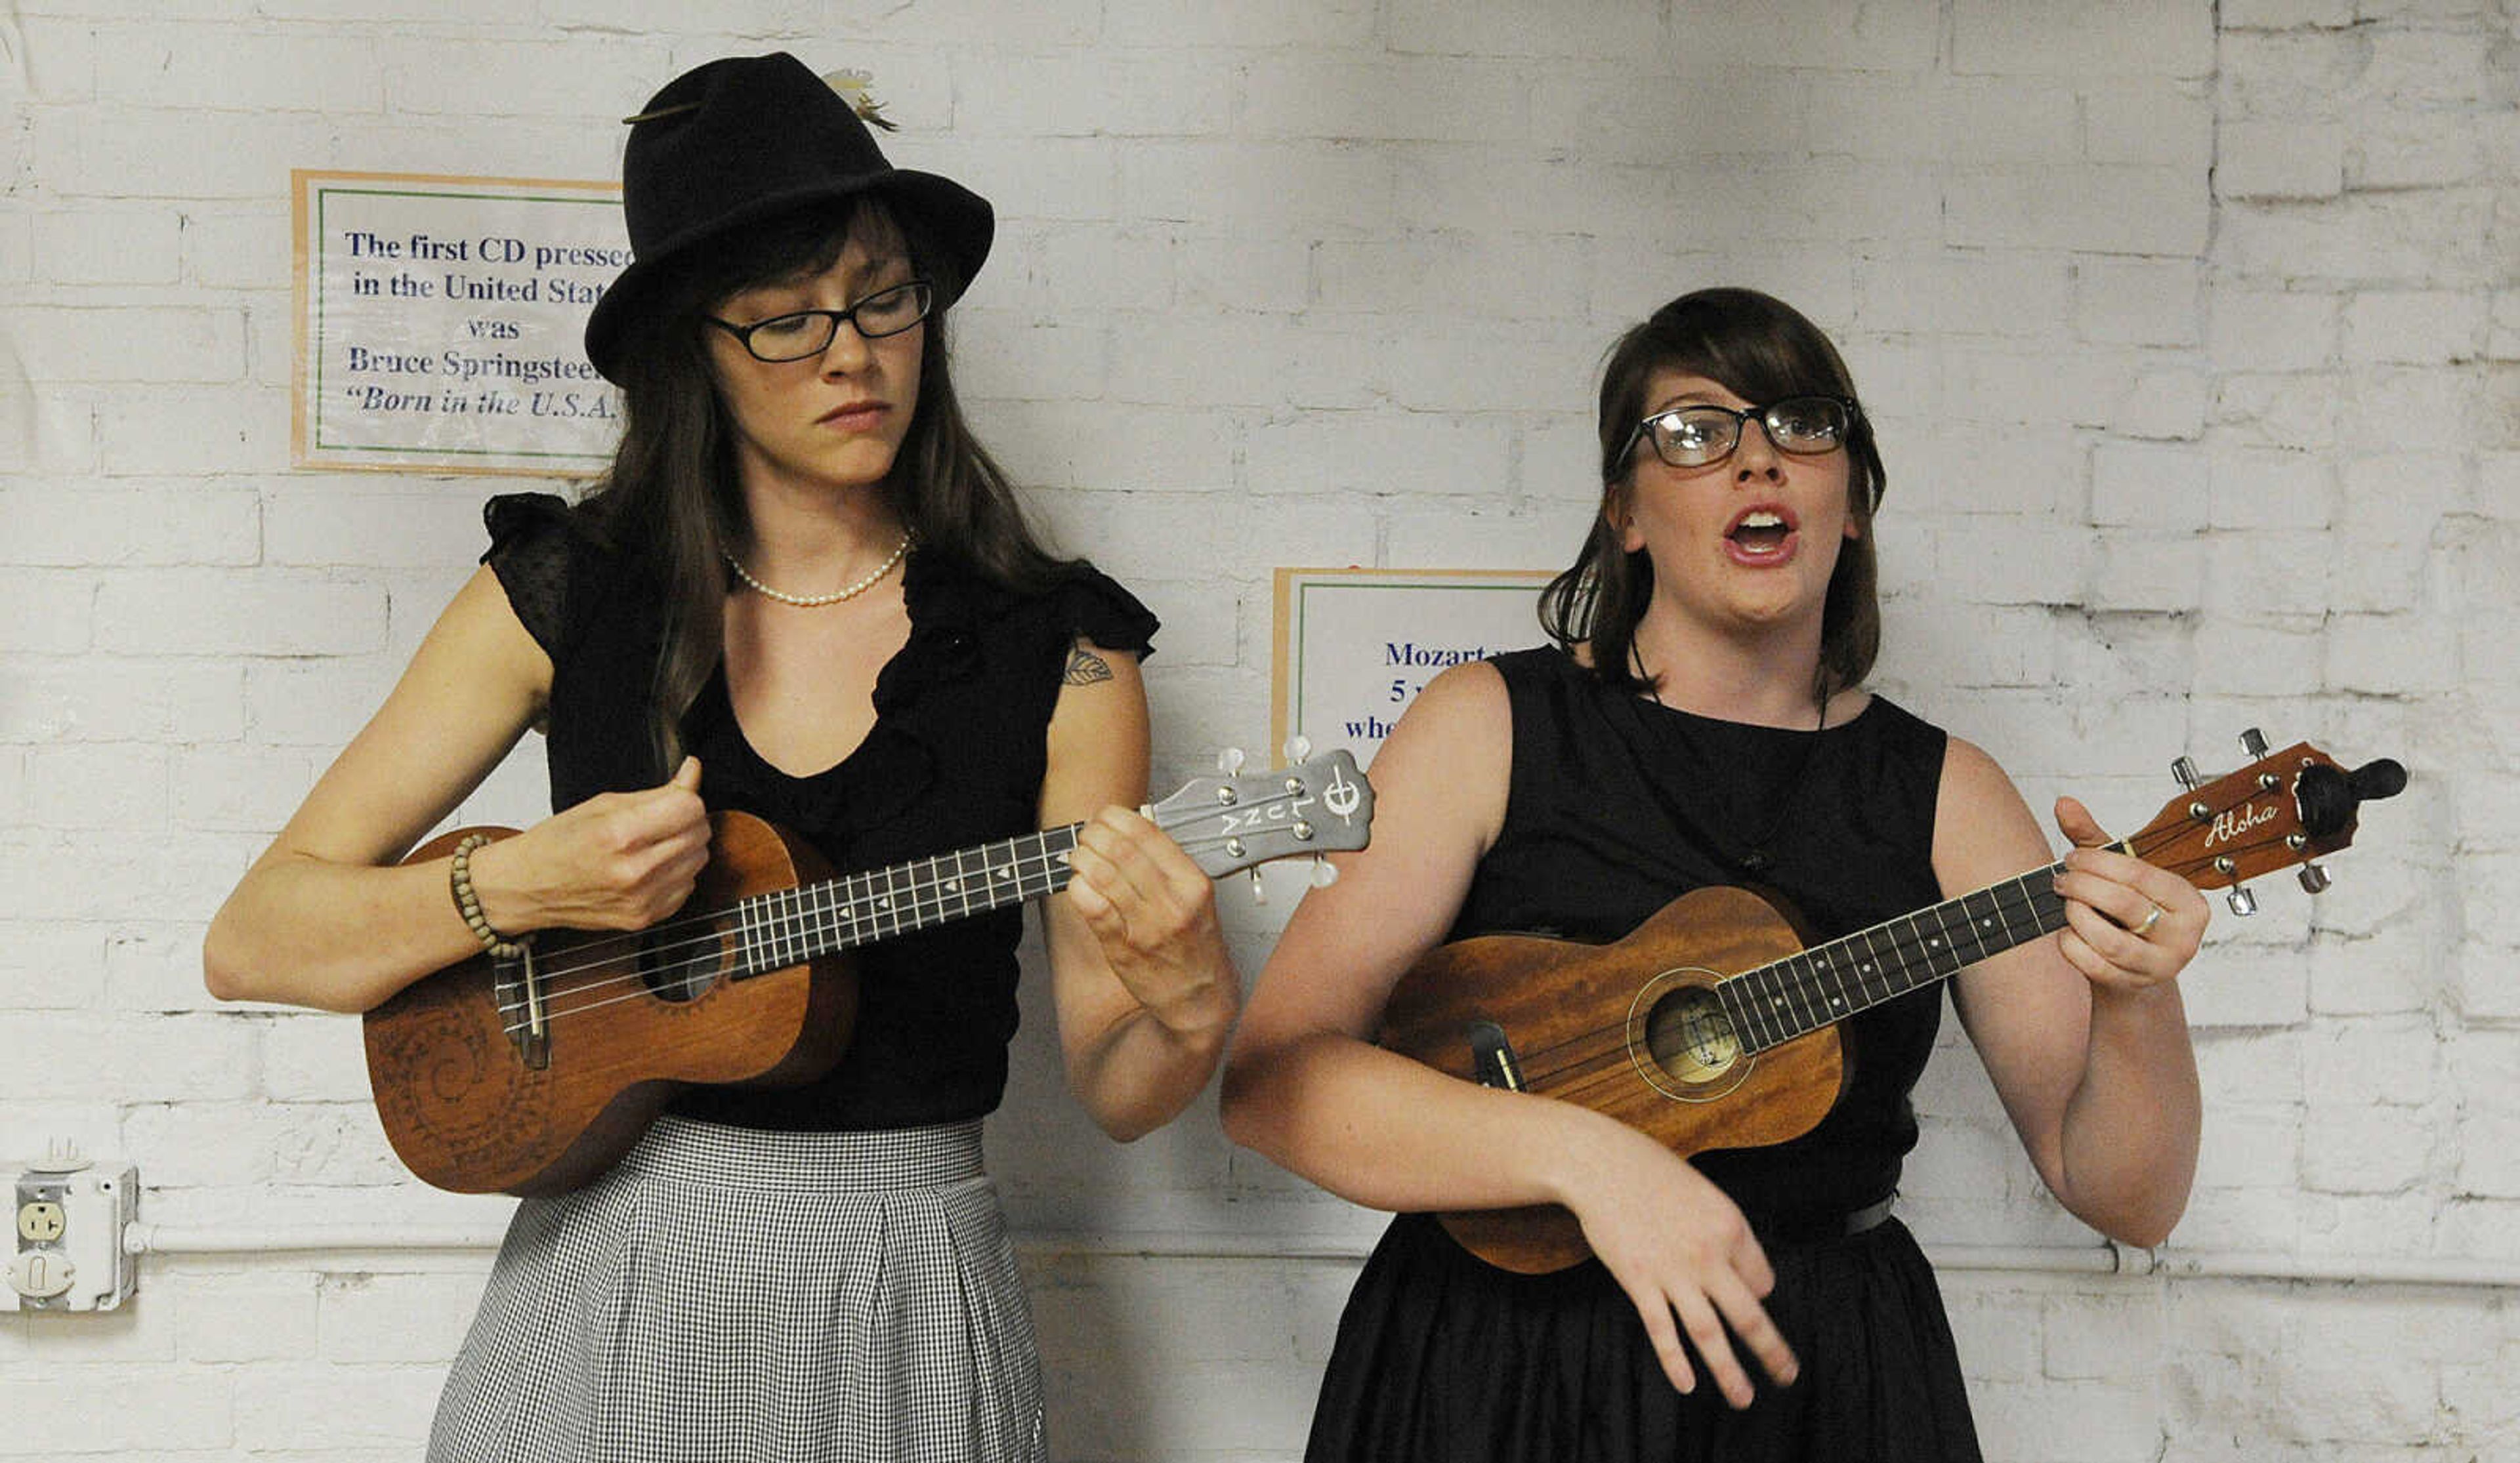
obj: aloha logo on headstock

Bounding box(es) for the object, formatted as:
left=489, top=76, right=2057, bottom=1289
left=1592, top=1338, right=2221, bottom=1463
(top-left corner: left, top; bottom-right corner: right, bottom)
left=2204, top=798, right=2279, bottom=851
left=2135, top=729, right=2403, bottom=915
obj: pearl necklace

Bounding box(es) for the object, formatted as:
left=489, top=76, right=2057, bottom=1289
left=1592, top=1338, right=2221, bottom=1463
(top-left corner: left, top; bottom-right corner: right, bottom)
left=723, top=531, right=913, bottom=607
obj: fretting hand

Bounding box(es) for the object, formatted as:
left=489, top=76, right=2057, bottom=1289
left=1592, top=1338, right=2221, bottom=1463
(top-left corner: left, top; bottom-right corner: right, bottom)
left=1063, top=804, right=1236, bottom=1035
left=2049, top=795, right=2208, bottom=997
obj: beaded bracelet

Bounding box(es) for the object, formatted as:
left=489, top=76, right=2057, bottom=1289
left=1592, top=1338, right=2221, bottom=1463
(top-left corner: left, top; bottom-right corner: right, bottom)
left=449, top=834, right=530, bottom=960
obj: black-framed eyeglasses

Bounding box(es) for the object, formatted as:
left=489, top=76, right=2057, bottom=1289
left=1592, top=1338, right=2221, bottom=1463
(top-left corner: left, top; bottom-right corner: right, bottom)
left=1620, top=395, right=1860, bottom=470
left=707, top=279, right=934, bottom=363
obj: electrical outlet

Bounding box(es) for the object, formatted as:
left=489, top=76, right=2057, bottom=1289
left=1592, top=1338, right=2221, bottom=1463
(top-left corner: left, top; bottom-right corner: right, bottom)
left=7, top=1249, right=75, bottom=1302
left=3, top=1142, right=138, bottom=1313
left=16, top=1201, right=66, bottom=1243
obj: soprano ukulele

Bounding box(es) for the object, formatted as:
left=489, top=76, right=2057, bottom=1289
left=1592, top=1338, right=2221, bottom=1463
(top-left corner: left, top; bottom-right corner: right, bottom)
left=1376, top=731, right=2403, bottom=1274
left=366, top=749, right=1373, bottom=1195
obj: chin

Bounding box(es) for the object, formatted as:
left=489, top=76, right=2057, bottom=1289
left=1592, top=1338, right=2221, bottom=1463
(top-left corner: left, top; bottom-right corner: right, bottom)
left=808, top=446, right=904, bottom=491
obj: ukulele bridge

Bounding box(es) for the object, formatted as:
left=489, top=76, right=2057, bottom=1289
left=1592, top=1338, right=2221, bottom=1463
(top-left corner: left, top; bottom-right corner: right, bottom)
left=1467, top=1020, right=1526, bottom=1092
left=495, top=947, right=551, bottom=1071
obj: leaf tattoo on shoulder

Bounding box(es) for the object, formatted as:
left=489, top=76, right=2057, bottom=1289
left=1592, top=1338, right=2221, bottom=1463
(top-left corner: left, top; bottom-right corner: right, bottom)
left=1063, top=646, right=1114, bottom=686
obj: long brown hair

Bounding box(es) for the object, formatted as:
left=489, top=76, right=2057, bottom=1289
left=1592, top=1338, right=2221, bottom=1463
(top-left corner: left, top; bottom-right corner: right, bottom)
left=1538, top=287, right=1887, bottom=699
left=579, top=196, right=1074, bottom=772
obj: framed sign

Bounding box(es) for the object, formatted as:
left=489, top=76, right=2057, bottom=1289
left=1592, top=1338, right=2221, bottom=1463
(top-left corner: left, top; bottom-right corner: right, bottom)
left=293, top=170, right=629, bottom=475
left=1271, top=567, right=1554, bottom=767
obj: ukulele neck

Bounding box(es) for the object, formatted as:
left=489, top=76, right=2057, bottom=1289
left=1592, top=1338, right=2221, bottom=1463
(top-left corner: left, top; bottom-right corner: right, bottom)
left=728, top=825, right=1082, bottom=974
left=1717, top=850, right=2101, bottom=1054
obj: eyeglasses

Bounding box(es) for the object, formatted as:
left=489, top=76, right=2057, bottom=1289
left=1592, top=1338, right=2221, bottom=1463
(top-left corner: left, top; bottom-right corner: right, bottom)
left=707, top=279, right=934, bottom=363
left=1621, top=395, right=1859, bottom=470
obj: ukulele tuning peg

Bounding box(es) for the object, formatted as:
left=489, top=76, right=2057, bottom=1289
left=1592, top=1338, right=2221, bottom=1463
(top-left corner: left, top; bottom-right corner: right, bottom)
left=1216, top=747, right=1246, bottom=775
left=1283, top=733, right=1312, bottom=764
left=2226, top=882, right=2259, bottom=917
left=2239, top=728, right=2270, bottom=759
left=1248, top=867, right=1267, bottom=905
left=2171, top=755, right=2200, bottom=791
left=1309, top=855, right=1339, bottom=889
left=2296, top=756, right=2408, bottom=839
left=2298, top=861, right=2332, bottom=895
left=2351, top=758, right=2408, bottom=804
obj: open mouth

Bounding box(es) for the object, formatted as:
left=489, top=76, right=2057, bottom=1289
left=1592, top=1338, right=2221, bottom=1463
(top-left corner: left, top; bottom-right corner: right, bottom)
left=1727, top=509, right=1796, bottom=557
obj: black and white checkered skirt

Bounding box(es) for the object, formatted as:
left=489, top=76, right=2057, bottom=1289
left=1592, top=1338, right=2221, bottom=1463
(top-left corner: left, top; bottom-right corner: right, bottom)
left=428, top=1115, right=1045, bottom=1462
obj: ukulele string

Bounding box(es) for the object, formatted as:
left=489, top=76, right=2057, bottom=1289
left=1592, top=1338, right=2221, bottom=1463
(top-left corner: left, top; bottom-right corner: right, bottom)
left=1521, top=869, right=2075, bottom=1105
left=1488, top=813, right=2254, bottom=1103
left=1503, top=820, right=2227, bottom=1107
left=501, top=784, right=1323, bottom=991
left=497, top=816, right=1267, bottom=1035
left=477, top=834, right=1089, bottom=988
left=488, top=791, right=1330, bottom=1036
left=1486, top=870, right=2066, bottom=1098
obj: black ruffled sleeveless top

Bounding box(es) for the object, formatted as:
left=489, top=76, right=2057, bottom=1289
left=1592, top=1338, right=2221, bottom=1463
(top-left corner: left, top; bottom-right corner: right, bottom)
left=480, top=493, right=1160, bottom=1131
left=1457, top=647, right=1951, bottom=1226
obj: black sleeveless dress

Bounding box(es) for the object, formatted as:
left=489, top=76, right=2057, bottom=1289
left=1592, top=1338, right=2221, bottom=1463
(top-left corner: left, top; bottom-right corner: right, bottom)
left=1305, top=646, right=1984, bottom=1463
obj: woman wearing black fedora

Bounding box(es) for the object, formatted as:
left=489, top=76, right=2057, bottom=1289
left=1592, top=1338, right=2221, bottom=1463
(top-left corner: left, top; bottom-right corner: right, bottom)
left=204, top=52, right=1238, bottom=1461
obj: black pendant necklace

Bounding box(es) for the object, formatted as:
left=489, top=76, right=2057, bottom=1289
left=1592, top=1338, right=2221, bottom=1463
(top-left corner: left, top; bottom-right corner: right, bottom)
left=1636, top=647, right=1829, bottom=877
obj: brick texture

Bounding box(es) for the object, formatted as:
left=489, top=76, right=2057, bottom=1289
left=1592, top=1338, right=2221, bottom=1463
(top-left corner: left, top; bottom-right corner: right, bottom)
left=3, top=5, right=2513, bottom=1461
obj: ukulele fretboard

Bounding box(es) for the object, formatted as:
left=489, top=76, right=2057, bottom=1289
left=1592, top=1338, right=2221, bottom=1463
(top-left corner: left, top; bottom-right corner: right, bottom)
left=729, top=826, right=1083, bottom=974
left=1715, top=855, right=2088, bottom=1054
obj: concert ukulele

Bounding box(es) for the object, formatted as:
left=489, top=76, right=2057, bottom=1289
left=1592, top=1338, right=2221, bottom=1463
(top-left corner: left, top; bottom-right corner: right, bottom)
left=1376, top=730, right=2403, bottom=1273
left=367, top=747, right=1373, bottom=1195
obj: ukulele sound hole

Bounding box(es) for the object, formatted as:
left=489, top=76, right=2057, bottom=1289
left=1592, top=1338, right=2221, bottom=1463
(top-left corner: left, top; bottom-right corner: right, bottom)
left=636, top=922, right=723, bottom=1003
left=1643, top=985, right=1740, bottom=1086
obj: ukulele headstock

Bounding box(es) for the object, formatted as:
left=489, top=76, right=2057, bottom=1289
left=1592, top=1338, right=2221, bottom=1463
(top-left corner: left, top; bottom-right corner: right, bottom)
left=1149, top=745, right=1375, bottom=884
left=2128, top=728, right=2404, bottom=915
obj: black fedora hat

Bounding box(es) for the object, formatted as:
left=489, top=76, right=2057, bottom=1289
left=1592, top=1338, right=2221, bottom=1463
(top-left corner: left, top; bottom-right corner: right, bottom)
left=583, top=52, right=994, bottom=384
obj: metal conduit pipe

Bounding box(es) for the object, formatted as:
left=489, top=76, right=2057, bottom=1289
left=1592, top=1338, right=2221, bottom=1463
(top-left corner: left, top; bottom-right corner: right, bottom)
left=119, top=1224, right=2520, bottom=1290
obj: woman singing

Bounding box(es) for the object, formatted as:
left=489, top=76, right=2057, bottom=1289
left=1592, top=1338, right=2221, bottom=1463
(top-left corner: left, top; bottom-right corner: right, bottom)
left=1222, top=287, right=2206, bottom=1462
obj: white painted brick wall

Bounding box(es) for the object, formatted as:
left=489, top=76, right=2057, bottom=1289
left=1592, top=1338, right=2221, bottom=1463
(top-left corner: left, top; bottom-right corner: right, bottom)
left=5, top=3, right=2514, bottom=1460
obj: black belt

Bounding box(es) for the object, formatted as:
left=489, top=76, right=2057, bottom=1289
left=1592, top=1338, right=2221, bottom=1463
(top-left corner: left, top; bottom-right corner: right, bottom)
left=1750, top=1193, right=1897, bottom=1245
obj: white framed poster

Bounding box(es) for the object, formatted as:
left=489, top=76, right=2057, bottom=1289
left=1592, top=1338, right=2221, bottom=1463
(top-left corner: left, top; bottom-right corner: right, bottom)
left=293, top=170, right=629, bottom=475
left=1271, top=567, right=1555, bottom=768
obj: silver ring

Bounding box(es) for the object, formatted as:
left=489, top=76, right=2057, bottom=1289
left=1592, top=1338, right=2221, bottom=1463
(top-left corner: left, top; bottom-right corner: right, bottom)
left=2132, top=903, right=2165, bottom=937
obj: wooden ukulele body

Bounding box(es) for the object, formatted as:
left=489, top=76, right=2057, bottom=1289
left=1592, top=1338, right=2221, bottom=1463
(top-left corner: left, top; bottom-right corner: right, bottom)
left=362, top=814, right=854, bottom=1196
left=1376, top=884, right=1848, bottom=1274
